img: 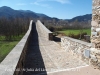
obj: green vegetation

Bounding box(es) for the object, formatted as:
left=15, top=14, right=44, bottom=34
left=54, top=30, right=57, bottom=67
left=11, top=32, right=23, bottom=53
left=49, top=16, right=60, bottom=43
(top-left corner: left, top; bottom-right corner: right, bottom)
left=0, top=35, right=24, bottom=62
left=0, top=41, right=18, bottom=62
left=0, top=34, right=24, bottom=41
left=0, top=18, right=30, bottom=62
left=59, top=29, right=91, bottom=36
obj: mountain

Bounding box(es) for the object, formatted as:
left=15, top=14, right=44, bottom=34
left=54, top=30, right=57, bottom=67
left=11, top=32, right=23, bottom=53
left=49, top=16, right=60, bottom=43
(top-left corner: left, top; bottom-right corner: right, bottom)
left=67, top=14, right=92, bottom=22
left=0, top=6, right=40, bottom=19
left=0, top=6, right=92, bottom=22
left=0, top=6, right=53, bottom=20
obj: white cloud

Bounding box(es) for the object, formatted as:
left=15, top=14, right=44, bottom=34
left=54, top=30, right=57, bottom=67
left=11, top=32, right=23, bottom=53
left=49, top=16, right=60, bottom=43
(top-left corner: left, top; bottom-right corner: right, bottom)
left=31, top=2, right=39, bottom=5
left=33, top=0, right=71, bottom=4
left=55, top=0, right=71, bottom=4
left=16, top=3, right=27, bottom=6
left=30, top=0, right=71, bottom=8
left=30, top=1, right=52, bottom=8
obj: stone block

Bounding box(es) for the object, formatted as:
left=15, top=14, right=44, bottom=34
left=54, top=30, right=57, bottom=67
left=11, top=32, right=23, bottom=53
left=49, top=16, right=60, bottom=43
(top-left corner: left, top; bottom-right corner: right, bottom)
left=91, top=55, right=98, bottom=62
left=91, top=43, right=95, bottom=48
left=84, top=35, right=90, bottom=42
left=97, top=63, right=100, bottom=67
left=49, top=33, right=53, bottom=41
left=84, top=50, right=90, bottom=58
left=98, top=59, right=100, bottom=62
left=96, top=55, right=100, bottom=59
left=91, top=27, right=96, bottom=31
left=97, top=31, right=100, bottom=35
left=91, top=32, right=97, bottom=36
left=96, top=28, right=100, bottom=32
left=91, top=20, right=98, bottom=26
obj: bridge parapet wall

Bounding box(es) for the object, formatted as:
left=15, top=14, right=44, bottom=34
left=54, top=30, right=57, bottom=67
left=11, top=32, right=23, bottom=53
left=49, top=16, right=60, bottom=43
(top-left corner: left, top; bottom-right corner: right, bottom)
left=0, top=20, right=33, bottom=75
left=36, top=20, right=53, bottom=40
left=61, top=36, right=91, bottom=64
left=90, top=0, right=100, bottom=69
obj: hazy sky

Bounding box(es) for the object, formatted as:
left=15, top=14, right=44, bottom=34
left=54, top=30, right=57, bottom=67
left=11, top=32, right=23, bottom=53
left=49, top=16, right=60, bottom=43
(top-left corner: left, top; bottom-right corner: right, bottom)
left=0, top=0, right=92, bottom=19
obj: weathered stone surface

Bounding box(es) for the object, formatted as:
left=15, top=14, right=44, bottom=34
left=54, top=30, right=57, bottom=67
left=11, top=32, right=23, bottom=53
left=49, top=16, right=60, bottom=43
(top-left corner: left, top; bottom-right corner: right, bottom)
left=91, top=21, right=98, bottom=26
left=91, top=0, right=100, bottom=69
left=61, top=36, right=91, bottom=64
left=0, top=20, right=33, bottom=75
left=91, top=55, right=98, bottom=62
left=96, top=28, right=100, bottom=32
left=36, top=20, right=53, bottom=41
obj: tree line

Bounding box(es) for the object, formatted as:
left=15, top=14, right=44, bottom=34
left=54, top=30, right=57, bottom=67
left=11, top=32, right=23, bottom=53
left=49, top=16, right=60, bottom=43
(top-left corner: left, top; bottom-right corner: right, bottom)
left=45, top=19, right=91, bottom=32
left=0, top=17, right=30, bottom=41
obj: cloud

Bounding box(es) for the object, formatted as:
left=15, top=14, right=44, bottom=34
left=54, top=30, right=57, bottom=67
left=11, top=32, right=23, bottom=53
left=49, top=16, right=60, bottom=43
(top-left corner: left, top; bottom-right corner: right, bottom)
left=55, top=0, right=71, bottom=4
left=16, top=3, right=27, bottom=6
left=30, top=0, right=71, bottom=8
left=30, top=1, right=52, bottom=8
left=30, top=2, right=39, bottom=5
left=33, top=0, right=71, bottom=4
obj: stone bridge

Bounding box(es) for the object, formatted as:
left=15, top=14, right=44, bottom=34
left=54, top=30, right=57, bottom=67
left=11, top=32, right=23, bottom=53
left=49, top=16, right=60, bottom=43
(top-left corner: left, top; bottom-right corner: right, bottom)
left=1, top=0, right=100, bottom=75
left=0, top=19, right=100, bottom=75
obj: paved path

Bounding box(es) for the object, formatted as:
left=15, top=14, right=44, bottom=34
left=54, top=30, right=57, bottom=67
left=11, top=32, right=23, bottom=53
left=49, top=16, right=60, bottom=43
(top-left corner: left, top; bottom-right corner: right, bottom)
left=48, top=66, right=100, bottom=75
left=23, top=23, right=99, bottom=75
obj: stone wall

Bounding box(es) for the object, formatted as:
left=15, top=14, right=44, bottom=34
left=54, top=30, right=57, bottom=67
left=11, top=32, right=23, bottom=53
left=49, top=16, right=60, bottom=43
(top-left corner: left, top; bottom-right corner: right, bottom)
left=36, top=20, right=53, bottom=40
left=0, top=20, right=33, bottom=75
left=61, top=36, right=91, bottom=64
left=61, top=0, right=100, bottom=69
left=90, top=0, right=100, bottom=69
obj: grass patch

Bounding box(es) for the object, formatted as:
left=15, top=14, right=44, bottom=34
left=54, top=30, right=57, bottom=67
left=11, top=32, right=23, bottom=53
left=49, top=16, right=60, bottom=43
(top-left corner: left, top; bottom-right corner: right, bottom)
left=0, top=34, right=24, bottom=62
left=59, top=29, right=91, bottom=36
left=0, top=41, right=19, bottom=62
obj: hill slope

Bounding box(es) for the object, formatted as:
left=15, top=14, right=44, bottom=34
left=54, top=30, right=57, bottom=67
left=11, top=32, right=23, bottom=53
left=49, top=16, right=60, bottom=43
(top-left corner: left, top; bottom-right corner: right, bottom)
left=0, top=6, right=91, bottom=22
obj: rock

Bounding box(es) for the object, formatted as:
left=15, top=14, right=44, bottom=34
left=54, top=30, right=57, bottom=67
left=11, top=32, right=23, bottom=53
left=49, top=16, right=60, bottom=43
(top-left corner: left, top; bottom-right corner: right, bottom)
left=91, top=55, right=98, bottom=62
left=97, top=63, right=100, bottom=66
left=97, top=59, right=100, bottom=62
left=96, top=55, right=100, bottom=59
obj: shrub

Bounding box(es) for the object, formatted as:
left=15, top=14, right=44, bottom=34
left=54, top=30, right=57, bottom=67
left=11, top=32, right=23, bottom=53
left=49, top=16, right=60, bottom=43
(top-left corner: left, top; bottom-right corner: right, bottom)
left=67, top=32, right=87, bottom=39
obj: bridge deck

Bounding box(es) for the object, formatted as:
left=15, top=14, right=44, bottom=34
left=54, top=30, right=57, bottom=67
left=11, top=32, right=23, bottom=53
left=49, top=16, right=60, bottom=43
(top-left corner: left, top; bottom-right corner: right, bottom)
left=23, top=23, right=87, bottom=75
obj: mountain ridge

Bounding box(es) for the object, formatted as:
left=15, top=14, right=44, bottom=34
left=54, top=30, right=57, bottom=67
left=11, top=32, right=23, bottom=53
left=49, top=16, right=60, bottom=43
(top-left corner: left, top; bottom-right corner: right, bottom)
left=0, top=6, right=92, bottom=22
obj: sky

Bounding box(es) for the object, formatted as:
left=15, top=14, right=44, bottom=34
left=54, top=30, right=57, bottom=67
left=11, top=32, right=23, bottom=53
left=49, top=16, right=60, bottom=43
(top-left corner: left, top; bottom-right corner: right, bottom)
left=0, top=0, right=92, bottom=19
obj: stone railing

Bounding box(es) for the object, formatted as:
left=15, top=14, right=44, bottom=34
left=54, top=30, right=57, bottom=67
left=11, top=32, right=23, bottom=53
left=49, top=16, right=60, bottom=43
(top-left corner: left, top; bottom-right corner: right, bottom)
left=61, top=36, right=91, bottom=64
left=0, top=20, right=33, bottom=75
left=90, top=48, right=100, bottom=69
left=36, top=20, right=53, bottom=40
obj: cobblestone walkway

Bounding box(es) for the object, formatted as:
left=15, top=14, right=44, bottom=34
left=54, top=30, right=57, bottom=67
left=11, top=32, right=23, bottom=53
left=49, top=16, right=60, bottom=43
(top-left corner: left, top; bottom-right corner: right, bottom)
left=23, top=23, right=87, bottom=75
left=38, top=37, right=87, bottom=73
